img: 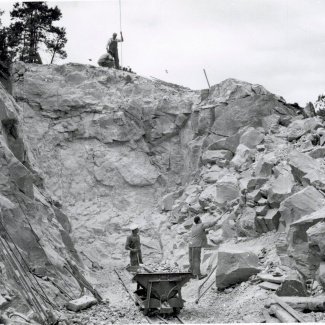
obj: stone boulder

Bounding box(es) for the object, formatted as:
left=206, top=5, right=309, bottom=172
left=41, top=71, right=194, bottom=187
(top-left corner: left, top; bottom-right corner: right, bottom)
left=287, top=207, right=325, bottom=278
left=276, top=233, right=292, bottom=268
left=236, top=207, right=259, bottom=237
left=211, top=89, right=296, bottom=136
left=254, top=152, right=277, bottom=177
left=198, top=185, right=216, bottom=209
left=183, top=185, right=201, bottom=205
left=263, top=209, right=281, bottom=231
left=215, top=248, right=260, bottom=289
left=286, top=118, right=323, bottom=141
left=239, top=127, right=264, bottom=149
left=303, top=102, right=316, bottom=118
left=316, top=262, right=325, bottom=290
left=267, top=170, right=295, bottom=208
left=216, top=174, right=240, bottom=206
left=207, top=132, right=241, bottom=154
left=202, top=165, right=222, bottom=183
left=307, top=221, right=325, bottom=259
left=246, top=189, right=262, bottom=203
left=256, top=209, right=281, bottom=233
left=230, top=144, right=255, bottom=172
left=239, top=177, right=268, bottom=193
left=221, top=212, right=237, bottom=239
left=303, top=169, right=325, bottom=191
left=276, top=271, right=308, bottom=297
left=308, top=147, right=325, bottom=159
left=201, top=149, right=233, bottom=167
left=161, top=193, right=175, bottom=211
left=278, top=186, right=324, bottom=231
left=262, top=114, right=280, bottom=133
left=288, top=149, right=321, bottom=184
left=208, top=78, right=271, bottom=103
left=202, top=134, right=223, bottom=151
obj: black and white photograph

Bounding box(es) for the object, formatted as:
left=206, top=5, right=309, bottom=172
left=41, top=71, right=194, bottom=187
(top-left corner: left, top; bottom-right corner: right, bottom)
left=0, top=0, right=325, bottom=324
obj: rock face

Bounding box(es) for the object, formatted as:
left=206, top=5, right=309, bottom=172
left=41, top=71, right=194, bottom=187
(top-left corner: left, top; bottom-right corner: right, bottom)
left=215, top=248, right=260, bottom=289
left=8, top=62, right=300, bottom=267
left=4, top=61, right=325, bottom=302
left=0, top=80, right=83, bottom=312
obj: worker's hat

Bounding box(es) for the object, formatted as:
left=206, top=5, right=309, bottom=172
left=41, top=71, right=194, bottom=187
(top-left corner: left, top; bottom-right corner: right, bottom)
left=130, top=224, right=139, bottom=230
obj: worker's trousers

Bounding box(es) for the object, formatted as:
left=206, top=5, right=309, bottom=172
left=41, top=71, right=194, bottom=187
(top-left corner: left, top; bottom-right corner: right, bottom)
left=130, top=250, right=143, bottom=266
left=188, top=247, right=202, bottom=276
left=109, top=50, right=120, bottom=69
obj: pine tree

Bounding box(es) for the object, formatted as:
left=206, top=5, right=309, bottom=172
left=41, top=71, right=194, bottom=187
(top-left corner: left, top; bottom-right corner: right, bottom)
left=45, top=26, right=67, bottom=64
left=7, top=2, right=67, bottom=63
left=0, top=10, right=11, bottom=78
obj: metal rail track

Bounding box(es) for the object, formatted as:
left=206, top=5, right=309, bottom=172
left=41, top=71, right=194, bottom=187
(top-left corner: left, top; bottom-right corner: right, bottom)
left=145, top=314, right=184, bottom=324
left=114, top=268, right=185, bottom=324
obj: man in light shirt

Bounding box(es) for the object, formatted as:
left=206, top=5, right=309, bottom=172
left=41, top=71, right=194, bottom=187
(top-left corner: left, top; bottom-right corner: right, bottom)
left=189, top=216, right=219, bottom=280
left=106, top=32, right=124, bottom=69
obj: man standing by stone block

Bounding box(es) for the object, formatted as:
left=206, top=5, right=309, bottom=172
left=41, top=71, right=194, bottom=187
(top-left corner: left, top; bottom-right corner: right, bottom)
left=189, top=216, right=219, bottom=280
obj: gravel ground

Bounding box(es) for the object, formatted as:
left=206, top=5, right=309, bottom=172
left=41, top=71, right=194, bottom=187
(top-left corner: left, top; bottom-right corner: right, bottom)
left=59, top=233, right=325, bottom=324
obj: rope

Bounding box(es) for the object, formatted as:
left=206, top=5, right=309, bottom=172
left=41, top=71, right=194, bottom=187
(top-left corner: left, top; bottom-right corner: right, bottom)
left=119, top=0, right=122, bottom=67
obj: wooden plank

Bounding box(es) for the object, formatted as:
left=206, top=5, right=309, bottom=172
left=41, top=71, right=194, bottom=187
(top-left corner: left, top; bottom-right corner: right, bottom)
left=273, top=295, right=325, bottom=312
left=262, top=308, right=280, bottom=323
left=271, top=294, right=307, bottom=323
left=270, top=304, right=298, bottom=323
left=262, top=308, right=275, bottom=323
left=257, top=274, right=284, bottom=284
left=259, top=281, right=280, bottom=291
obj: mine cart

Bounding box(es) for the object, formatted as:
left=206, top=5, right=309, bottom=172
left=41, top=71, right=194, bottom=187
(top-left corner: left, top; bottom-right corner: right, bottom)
left=132, top=272, right=192, bottom=316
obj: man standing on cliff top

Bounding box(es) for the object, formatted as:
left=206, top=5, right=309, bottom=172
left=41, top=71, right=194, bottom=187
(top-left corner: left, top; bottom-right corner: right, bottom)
left=125, top=224, right=143, bottom=266
left=106, top=32, right=124, bottom=69
left=189, top=216, right=220, bottom=280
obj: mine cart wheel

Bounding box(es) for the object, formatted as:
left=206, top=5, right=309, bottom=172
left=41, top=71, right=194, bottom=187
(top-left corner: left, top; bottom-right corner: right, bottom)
left=173, top=307, right=181, bottom=315
left=143, top=308, right=149, bottom=316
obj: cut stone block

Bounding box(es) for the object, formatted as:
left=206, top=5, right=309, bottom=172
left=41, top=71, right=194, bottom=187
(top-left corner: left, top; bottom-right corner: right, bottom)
left=246, top=189, right=262, bottom=203
left=215, top=248, right=260, bottom=289
left=276, top=272, right=308, bottom=297
left=256, top=216, right=268, bottom=233
left=246, top=177, right=268, bottom=192
left=257, top=198, right=268, bottom=206
left=66, top=295, right=98, bottom=312
left=256, top=205, right=269, bottom=216
left=264, top=209, right=280, bottom=231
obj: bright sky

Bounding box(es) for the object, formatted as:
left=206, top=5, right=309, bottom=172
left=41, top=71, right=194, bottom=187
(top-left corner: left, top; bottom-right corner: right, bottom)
left=1, top=0, right=325, bottom=106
